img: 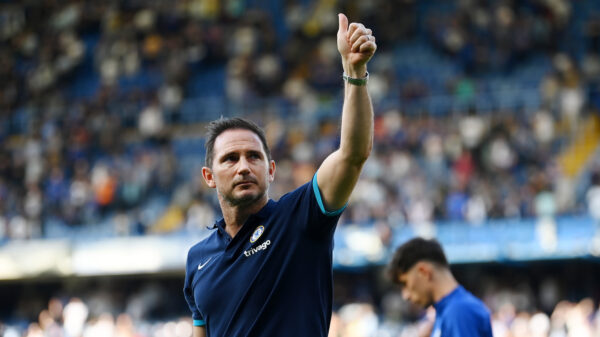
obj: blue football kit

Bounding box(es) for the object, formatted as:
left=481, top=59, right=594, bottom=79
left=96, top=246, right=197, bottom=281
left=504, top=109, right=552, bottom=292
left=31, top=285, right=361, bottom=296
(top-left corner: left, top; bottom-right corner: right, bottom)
left=183, top=174, right=344, bottom=337
left=431, top=285, right=493, bottom=337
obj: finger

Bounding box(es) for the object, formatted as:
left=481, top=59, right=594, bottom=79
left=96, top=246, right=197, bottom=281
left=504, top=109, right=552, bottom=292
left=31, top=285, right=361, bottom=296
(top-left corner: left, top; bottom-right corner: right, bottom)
left=338, top=13, right=348, bottom=35
left=351, top=35, right=371, bottom=52
left=366, top=28, right=372, bottom=36
left=359, top=41, right=377, bottom=54
left=350, top=25, right=368, bottom=45
left=347, top=23, right=363, bottom=42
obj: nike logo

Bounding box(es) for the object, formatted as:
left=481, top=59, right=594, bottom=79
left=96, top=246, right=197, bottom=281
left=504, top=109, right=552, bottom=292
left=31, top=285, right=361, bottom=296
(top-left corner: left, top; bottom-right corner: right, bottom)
left=198, top=257, right=212, bottom=270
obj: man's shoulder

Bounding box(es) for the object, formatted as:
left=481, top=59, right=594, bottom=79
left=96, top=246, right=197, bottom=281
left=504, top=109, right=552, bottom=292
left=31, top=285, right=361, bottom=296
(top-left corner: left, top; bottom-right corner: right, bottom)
left=439, top=288, right=493, bottom=336
left=187, top=230, right=219, bottom=258
left=276, top=181, right=312, bottom=205
left=446, top=288, right=490, bottom=319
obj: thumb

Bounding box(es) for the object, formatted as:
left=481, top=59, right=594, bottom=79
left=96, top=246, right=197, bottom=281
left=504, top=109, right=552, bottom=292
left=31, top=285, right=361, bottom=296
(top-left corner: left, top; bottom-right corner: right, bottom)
left=338, top=13, right=348, bottom=35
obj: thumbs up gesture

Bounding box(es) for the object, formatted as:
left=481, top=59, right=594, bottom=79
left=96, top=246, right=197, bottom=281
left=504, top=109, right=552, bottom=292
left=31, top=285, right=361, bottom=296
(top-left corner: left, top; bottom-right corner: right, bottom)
left=337, top=13, right=377, bottom=78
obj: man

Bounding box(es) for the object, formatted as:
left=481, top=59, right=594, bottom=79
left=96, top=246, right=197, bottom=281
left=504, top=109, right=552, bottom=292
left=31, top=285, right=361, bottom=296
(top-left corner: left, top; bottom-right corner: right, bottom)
left=183, top=13, right=377, bottom=337
left=387, top=238, right=493, bottom=337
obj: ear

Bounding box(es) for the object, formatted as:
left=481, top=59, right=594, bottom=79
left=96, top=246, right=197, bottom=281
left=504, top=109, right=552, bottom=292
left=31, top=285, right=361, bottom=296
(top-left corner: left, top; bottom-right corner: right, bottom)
left=268, top=160, right=276, bottom=183
left=416, top=262, right=433, bottom=281
left=202, top=166, right=217, bottom=188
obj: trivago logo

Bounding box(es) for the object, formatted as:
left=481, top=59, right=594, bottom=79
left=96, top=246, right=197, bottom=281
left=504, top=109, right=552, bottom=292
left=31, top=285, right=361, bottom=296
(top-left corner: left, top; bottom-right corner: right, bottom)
left=243, top=240, right=271, bottom=257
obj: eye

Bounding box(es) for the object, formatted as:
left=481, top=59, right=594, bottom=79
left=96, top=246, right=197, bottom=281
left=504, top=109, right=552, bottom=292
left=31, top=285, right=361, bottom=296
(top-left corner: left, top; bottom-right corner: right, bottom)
left=223, top=154, right=238, bottom=162
left=249, top=152, right=262, bottom=159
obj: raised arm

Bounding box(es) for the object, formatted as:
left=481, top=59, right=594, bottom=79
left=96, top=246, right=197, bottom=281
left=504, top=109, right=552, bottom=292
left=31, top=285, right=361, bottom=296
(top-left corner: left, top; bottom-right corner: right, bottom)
left=316, top=13, right=377, bottom=210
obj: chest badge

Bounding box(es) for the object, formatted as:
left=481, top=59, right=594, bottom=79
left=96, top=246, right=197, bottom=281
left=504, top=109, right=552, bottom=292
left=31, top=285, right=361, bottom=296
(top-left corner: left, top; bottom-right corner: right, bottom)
left=250, top=225, right=265, bottom=243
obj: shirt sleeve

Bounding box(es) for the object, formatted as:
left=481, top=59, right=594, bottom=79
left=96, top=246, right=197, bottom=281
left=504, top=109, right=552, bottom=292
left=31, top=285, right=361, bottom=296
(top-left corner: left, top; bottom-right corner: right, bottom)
left=278, top=173, right=346, bottom=239
left=304, top=172, right=346, bottom=238
left=183, top=251, right=205, bottom=327
left=312, top=172, right=347, bottom=217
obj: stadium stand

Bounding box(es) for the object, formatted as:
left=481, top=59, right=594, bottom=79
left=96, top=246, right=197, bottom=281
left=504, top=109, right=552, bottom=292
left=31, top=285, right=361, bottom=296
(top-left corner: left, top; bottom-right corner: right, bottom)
left=1, top=0, right=600, bottom=336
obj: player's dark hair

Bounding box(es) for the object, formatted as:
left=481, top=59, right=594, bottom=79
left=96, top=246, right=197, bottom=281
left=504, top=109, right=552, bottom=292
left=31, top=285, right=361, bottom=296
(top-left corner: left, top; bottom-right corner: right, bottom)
left=204, top=117, right=271, bottom=168
left=387, top=237, right=449, bottom=283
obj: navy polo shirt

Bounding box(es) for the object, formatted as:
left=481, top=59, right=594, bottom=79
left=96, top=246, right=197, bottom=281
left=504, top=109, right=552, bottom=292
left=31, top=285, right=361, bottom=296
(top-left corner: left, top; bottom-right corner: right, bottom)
left=183, top=174, right=344, bottom=337
left=431, top=285, right=493, bottom=337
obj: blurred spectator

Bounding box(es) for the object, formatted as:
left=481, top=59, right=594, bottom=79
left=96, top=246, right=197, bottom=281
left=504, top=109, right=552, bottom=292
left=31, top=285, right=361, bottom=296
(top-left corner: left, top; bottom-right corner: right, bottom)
left=138, top=100, right=165, bottom=143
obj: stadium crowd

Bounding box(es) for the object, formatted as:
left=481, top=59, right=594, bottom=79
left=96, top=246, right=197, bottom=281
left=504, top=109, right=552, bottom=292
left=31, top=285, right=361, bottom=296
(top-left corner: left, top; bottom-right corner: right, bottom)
left=2, top=282, right=600, bottom=337
left=1, top=0, right=599, bottom=241
left=329, top=298, right=600, bottom=337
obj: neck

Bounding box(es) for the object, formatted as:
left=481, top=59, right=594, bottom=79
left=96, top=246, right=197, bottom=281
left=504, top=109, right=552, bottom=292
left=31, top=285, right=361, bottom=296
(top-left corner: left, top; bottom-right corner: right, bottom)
left=432, top=269, right=459, bottom=303
left=219, top=195, right=269, bottom=238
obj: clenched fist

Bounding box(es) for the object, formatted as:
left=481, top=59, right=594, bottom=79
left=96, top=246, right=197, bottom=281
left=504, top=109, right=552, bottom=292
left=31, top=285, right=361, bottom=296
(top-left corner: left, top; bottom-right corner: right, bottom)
left=337, top=13, right=377, bottom=78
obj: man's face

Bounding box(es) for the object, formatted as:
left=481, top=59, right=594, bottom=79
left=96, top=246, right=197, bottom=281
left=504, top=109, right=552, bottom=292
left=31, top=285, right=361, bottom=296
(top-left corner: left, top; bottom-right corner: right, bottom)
left=202, top=129, right=275, bottom=207
left=397, top=262, right=434, bottom=308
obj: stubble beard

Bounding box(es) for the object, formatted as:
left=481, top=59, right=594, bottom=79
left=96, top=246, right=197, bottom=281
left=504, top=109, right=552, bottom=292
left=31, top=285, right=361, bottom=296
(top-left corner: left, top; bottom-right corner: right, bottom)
left=221, top=185, right=266, bottom=208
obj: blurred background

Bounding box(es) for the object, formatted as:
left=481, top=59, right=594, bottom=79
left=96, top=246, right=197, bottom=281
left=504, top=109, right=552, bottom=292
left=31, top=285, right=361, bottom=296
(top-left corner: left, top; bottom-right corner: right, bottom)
left=1, top=0, right=600, bottom=336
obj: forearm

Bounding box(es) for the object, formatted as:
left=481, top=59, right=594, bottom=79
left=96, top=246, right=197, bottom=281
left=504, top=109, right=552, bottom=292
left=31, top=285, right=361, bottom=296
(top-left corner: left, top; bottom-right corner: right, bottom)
left=340, top=66, right=373, bottom=164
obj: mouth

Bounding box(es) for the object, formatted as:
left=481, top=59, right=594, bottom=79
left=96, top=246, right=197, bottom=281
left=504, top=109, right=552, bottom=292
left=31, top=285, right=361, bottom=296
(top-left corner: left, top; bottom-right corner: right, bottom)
left=234, top=180, right=256, bottom=188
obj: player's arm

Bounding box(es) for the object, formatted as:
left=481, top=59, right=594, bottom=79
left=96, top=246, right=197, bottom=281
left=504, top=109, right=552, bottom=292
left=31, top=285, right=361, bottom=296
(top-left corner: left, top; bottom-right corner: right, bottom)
left=192, top=326, right=206, bottom=337
left=316, top=13, right=377, bottom=210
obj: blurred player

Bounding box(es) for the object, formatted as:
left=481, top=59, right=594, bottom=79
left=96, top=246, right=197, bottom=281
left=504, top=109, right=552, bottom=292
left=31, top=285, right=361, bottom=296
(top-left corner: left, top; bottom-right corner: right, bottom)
left=387, top=238, right=493, bottom=337
left=183, top=13, right=376, bottom=337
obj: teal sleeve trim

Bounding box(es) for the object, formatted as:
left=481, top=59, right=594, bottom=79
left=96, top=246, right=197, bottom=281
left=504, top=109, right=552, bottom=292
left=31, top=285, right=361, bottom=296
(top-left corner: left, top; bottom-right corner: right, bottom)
left=193, top=319, right=206, bottom=326
left=312, top=172, right=347, bottom=216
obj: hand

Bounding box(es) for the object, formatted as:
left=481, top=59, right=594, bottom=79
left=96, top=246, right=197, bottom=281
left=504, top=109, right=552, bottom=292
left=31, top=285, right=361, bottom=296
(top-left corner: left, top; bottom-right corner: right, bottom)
left=337, top=13, right=377, bottom=78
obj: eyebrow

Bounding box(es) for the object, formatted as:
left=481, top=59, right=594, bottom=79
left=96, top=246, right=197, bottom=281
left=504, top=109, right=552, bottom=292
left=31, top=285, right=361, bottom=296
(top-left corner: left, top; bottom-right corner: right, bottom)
left=247, top=150, right=264, bottom=157
left=218, top=151, right=237, bottom=161
left=219, top=149, right=263, bottom=161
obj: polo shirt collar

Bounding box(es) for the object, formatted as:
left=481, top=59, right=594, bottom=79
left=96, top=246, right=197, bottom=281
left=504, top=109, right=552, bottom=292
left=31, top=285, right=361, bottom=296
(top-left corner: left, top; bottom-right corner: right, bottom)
left=213, top=218, right=226, bottom=233
left=254, top=199, right=275, bottom=219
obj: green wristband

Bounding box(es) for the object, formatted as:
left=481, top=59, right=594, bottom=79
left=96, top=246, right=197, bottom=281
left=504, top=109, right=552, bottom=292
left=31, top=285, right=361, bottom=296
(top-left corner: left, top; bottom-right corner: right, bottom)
left=342, top=71, right=369, bottom=86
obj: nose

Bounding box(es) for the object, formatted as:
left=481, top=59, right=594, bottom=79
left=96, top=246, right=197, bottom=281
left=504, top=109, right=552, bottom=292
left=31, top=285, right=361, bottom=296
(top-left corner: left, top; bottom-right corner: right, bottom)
left=237, top=155, right=251, bottom=175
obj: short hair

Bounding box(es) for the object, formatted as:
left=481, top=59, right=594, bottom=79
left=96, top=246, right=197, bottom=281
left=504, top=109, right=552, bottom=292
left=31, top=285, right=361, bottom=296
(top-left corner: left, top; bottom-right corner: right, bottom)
left=387, top=237, right=449, bottom=283
left=204, top=117, right=271, bottom=168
